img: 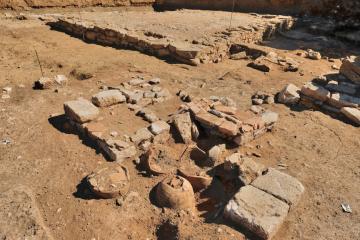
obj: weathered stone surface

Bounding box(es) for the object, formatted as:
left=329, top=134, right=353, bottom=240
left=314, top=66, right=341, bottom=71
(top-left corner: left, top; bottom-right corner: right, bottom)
left=328, top=93, right=360, bottom=108
left=341, top=107, right=360, bottom=125
left=129, top=78, right=145, bottom=86
left=195, top=112, right=224, bottom=127
left=213, top=105, right=237, bottom=115
left=136, top=108, right=159, bottom=123
left=252, top=168, right=305, bottom=207
left=64, top=99, right=99, bottom=123
left=230, top=51, right=247, bottom=60
left=92, top=90, right=126, bottom=107
left=301, top=82, right=330, bottom=102
left=54, top=74, right=68, bottom=85
left=131, top=127, right=154, bottom=144
left=208, top=144, right=225, bottom=165
left=224, top=185, right=289, bottom=240
left=0, top=186, right=54, bottom=240
left=87, top=165, right=130, bottom=199
left=225, top=153, right=266, bottom=185
left=340, top=59, right=360, bottom=84
left=306, top=49, right=321, bottom=60
left=99, top=139, right=137, bottom=162
left=278, top=83, right=300, bottom=105
left=173, top=112, right=193, bottom=143
left=84, top=122, right=107, bottom=141
left=149, top=120, right=170, bottom=135
left=261, top=111, right=278, bottom=126
left=218, top=120, right=239, bottom=136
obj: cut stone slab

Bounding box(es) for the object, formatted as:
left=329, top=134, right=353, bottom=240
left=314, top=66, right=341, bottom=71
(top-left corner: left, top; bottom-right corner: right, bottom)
left=149, top=120, right=170, bottom=135
left=87, top=165, right=130, bottom=199
left=91, top=90, right=126, bottom=107
left=0, top=186, right=54, bottom=240
left=173, top=112, right=193, bottom=143
left=301, top=82, right=330, bottom=102
left=340, top=59, right=360, bottom=84
left=64, top=99, right=99, bottom=123
left=328, top=93, right=360, bottom=108
left=341, top=107, right=360, bottom=125
left=98, top=139, right=137, bottom=162
left=278, top=83, right=300, bottom=105
left=224, top=185, right=289, bottom=240
left=131, top=127, right=154, bottom=144
left=251, top=168, right=305, bottom=207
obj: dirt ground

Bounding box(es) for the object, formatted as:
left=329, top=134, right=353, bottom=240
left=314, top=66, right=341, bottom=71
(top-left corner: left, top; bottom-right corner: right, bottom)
left=0, top=7, right=359, bottom=240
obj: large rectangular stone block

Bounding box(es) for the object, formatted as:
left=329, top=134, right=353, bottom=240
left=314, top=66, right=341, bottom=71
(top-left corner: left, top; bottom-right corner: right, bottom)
left=91, top=90, right=126, bottom=107
left=251, top=168, right=305, bottom=207
left=224, top=185, right=289, bottom=240
left=64, top=99, right=99, bottom=123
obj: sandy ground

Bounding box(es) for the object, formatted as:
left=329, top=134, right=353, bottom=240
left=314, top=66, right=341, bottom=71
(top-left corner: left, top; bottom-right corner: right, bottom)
left=0, top=8, right=359, bottom=240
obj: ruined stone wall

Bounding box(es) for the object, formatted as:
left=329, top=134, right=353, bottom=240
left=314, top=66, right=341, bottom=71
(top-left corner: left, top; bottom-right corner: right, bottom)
left=155, top=0, right=324, bottom=15
left=0, top=0, right=154, bottom=9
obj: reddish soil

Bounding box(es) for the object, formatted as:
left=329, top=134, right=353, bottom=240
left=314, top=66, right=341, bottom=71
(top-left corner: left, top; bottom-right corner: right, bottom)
left=0, top=7, right=359, bottom=240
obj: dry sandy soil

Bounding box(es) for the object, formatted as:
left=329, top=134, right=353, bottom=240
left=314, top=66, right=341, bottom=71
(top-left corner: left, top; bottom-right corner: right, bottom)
left=0, top=7, right=359, bottom=240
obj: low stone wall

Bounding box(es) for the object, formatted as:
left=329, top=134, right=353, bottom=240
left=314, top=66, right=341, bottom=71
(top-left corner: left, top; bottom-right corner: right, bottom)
left=49, top=16, right=293, bottom=66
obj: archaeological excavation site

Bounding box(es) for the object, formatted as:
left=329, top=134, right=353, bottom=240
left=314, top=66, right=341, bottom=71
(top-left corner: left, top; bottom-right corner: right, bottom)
left=0, top=0, right=360, bottom=239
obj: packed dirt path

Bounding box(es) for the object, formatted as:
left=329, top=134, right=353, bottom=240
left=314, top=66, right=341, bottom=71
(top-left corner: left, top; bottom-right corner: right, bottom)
left=0, top=8, right=359, bottom=240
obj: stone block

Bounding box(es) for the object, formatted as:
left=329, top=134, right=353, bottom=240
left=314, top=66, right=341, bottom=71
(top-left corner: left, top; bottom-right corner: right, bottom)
left=277, top=84, right=300, bottom=105
left=328, top=93, right=360, bottom=109
left=261, top=111, right=279, bottom=126
left=251, top=168, right=305, bottom=207
left=98, top=139, right=137, bottom=162
left=173, top=112, right=193, bottom=143
left=213, top=105, right=237, bottom=115
left=149, top=121, right=170, bottom=135
left=91, top=90, right=126, bottom=107
left=341, top=107, right=360, bottom=125
left=64, top=99, right=99, bottom=123
left=224, top=185, right=289, bottom=240
left=301, top=82, right=330, bottom=102
left=340, top=59, right=360, bottom=84
left=195, top=112, right=224, bottom=128
left=218, top=120, right=239, bottom=136
left=131, top=127, right=154, bottom=144
left=84, top=122, right=107, bottom=141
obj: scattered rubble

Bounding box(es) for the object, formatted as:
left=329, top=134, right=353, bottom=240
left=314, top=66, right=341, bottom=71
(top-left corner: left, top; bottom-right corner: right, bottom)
left=252, top=91, right=275, bottom=105
left=34, top=75, right=68, bottom=89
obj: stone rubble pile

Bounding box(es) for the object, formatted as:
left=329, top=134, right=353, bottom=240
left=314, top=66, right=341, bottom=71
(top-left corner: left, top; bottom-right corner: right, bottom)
left=176, top=97, right=279, bottom=146
left=61, top=79, right=305, bottom=240
left=278, top=57, right=360, bottom=126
